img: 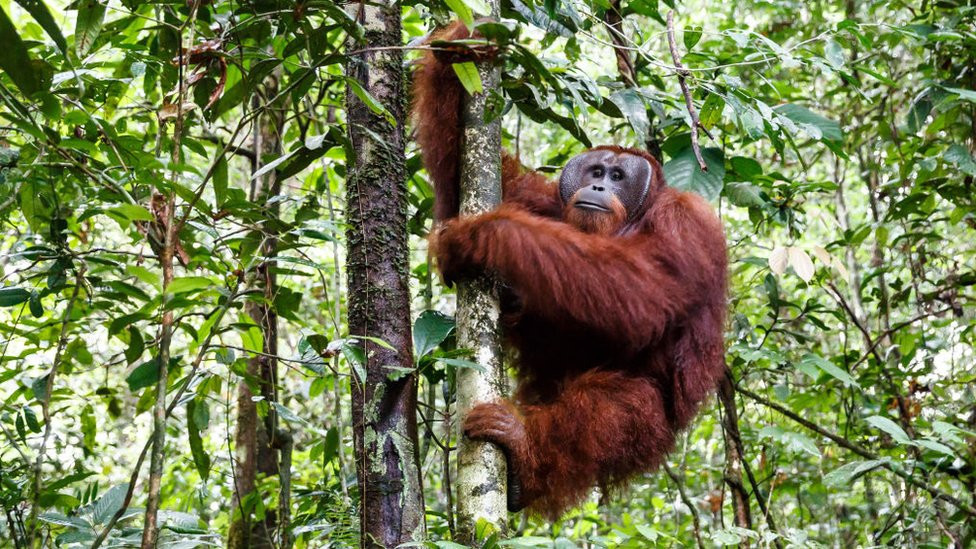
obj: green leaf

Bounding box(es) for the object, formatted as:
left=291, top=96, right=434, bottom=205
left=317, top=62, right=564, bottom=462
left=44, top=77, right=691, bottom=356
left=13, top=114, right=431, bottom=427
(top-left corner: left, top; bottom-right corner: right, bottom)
left=31, top=375, right=49, bottom=401
left=436, top=542, right=471, bottom=549
left=759, top=425, right=820, bottom=456
left=945, top=144, right=976, bottom=177
left=109, top=204, right=154, bottom=222
left=187, top=399, right=211, bottom=481
left=824, top=459, right=886, bottom=488
left=942, top=87, right=976, bottom=103
left=81, top=404, right=96, bottom=449
left=824, top=39, right=845, bottom=68
left=436, top=357, right=486, bottom=373
left=167, top=276, right=213, bottom=295
left=345, top=77, right=396, bottom=127
left=28, top=290, right=43, bottom=318
left=463, top=0, right=491, bottom=15
left=906, top=90, right=932, bottom=133
left=74, top=0, right=106, bottom=58
left=915, top=438, right=955, bottom=457
left=683, top=26, right=702, bottom=50
left=273, top=402, right=307, bottom=425
left=90, top=484, right=127, bottom=525
left=799, top=353, right=859, bottom=388
left=23, top=406, right=40, bottom=432
left=125, top=359, right=158, bottom=391
left=773, top=103, right=843, bottom=143
left=725, top=183, right=764, bottom=207
left=0, top=6, right=46, bottom=96
left=323, top=426, right=340, bottom=463
left=14, top=0, right=67, bottom=54
left=508, top=0, right=575, bottom=37
left=866, top=415, right=911, bottom=445
left=608, top=89, right=649, bottom=143
left=46, top=471, right=94, bottom=492
left=341, top=341, right=367, bottom=385
left=124, top=327, right=144, bottom=364
left=191, top=398, right=210, bottom=430
left=20, top=181, right=56, bottom=233
left=38, top=512, right=89, bottom=529
left=413, top=310, right=455, bottom=358
left=126, top=264, right=159, bottom=288
left=663, top=146, right=725, bottom=200
left=698, top=92, right=724, bottom=129
left=213, top=153, right=228, bottom=206
left=443, top=0, right=474, bottom=28
left=452, top=62, right=483, bottom=96
left=252, top=148, right=298, bottom=181
left=0, top=287, right=31, bottom=307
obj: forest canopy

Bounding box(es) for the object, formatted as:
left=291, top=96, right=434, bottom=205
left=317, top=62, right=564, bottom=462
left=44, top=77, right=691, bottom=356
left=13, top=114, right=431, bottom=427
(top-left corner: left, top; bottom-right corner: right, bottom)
left=0, top=0, right=975, bottom=547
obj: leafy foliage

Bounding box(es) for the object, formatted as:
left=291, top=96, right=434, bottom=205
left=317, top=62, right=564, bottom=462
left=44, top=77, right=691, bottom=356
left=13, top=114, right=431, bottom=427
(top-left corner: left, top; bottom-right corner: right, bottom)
left=0, top=0, right=974, bottom=547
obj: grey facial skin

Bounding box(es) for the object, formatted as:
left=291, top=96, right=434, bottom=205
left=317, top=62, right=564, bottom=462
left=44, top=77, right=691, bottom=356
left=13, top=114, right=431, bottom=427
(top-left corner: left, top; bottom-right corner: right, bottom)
left=558, top=150, right=652, bottom=219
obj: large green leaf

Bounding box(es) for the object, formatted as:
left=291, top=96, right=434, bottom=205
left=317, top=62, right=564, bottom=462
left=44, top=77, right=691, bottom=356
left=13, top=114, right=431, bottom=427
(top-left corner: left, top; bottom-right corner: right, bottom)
left=662, top=146, right=725, bottom=200
left=74, top=0, right=106, bottom=58
left=609, top=89, right=649, bottom=144
left=90, top=484, right=128, bottom=525
left=823, top=459, right=887, bottom=488
left=774, top=103, right=843, bottom=143
left=866, top=415, right=911, bottom=445
left=125, top=359, right=158, bottom=391
left=187, top=399, right=211, bottom=481
left=452, top=62, right=483, bottom=96
left=15, top=0, right=67, bottom=54
left=0, top=7, right=46, bottom=96
left=0, top=287, right=31, bottom=307
left=413, top=310, right=455, bottom=358
left=799, top=353, right=860, bottom=388
left=167, top=276, right=213, bottom=295
left=443, top=0, right=474, bottom=28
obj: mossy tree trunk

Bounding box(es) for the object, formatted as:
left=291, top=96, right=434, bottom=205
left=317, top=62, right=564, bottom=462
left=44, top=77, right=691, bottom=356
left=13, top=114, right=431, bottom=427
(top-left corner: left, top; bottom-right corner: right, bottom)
left=344, top=2, right=425, bottom=547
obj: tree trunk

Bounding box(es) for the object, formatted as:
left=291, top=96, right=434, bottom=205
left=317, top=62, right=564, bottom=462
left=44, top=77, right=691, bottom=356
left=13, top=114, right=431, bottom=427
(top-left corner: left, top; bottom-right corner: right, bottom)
left=344, top=2, right=425, bottom=547
left=454, top=14, right=509, bottom=544
left=227, top=72, right=288, bottom=549
left=718, top=373, right=752, bottom=531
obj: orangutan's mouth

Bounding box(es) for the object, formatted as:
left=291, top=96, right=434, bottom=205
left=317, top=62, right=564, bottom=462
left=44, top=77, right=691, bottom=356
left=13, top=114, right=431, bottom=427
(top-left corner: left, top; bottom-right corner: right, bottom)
left=574, top=201, right=611, bottom=212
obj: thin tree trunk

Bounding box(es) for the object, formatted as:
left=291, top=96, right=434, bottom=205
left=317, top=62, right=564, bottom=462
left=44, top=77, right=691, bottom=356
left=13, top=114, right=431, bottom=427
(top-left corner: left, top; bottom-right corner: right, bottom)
left=141, top=27, right=191, bottom=543
left=718, top=374, right=752, bottom=531
left=602, top=1, right=661, bottom=160
left=344, top=1, right=425, bottom=546
left=228, top=72, right=287, bottom=549
left=454, top=10, right=509, bottom=543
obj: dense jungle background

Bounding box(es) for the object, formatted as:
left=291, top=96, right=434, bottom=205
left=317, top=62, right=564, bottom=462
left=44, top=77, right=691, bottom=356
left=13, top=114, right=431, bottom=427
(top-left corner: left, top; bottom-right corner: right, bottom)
left=1, top=0, right=975, bottom=547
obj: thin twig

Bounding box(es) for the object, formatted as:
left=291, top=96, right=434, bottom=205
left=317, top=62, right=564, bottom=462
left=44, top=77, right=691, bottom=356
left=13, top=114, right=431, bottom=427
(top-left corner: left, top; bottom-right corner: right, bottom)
left=27, top=267, right=85, bottom=546
left=666, top=11, right=708, bottom=171
left=662, top=462, right=705, bottom=549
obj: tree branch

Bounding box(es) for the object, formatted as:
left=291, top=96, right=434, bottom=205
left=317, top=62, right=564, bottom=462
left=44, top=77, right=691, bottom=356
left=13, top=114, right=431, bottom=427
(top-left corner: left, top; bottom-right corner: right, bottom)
left=736, top=385, right=976, bottom=517
left=666, top=11, right=709, bottom=171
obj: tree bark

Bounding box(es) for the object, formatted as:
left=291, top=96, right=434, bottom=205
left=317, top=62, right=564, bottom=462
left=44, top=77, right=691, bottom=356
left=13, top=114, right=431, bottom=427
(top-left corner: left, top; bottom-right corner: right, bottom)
left=227, top=71, right=287, bottom=549
left=717, top=373, right=752, bottom=531
left=344, top=1, right=425, bottom=547
left=454, top=16, right=509, bottom=544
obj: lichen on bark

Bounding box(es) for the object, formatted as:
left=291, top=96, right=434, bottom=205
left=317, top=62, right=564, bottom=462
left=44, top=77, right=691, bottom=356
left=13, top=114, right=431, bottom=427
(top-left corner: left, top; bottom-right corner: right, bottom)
left=344, top=0, right=425, bottom=546
left=454, top=43, right=509, bottom=543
